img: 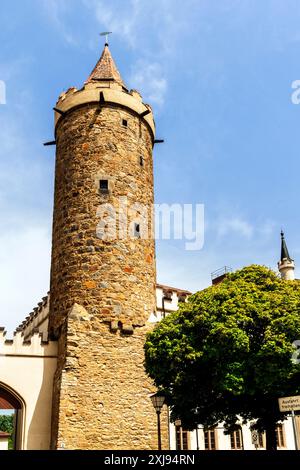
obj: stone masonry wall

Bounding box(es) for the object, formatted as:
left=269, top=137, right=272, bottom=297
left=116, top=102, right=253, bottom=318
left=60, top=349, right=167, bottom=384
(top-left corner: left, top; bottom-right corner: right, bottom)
left=49, top=101, right=167, bottom=448
left=52, top=305, right=169, bottom=449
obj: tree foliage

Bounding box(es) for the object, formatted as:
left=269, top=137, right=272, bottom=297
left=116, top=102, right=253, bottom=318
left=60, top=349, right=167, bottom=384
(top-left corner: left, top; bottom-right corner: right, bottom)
left=144, top=265, right=300, bottom=450
left=0, top=414, right=14, bottom=449
left=0, top=414, right=13, bottom=435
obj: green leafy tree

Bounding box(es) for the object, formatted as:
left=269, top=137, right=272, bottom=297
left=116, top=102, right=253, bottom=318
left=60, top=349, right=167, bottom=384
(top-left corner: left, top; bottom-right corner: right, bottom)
left=0, top=414, right=14, bottom=449
left=145, top=265, right=300, bottom=450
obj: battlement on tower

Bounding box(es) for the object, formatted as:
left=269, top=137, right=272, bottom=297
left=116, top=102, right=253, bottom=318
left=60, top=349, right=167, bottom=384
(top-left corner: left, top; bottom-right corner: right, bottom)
left=54, top=81, right=155, bottom=138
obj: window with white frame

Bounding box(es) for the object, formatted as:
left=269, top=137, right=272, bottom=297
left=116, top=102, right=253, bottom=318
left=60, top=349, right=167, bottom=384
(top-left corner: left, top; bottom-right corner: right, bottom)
left=175, top=426, right=189, bottom=450
left=204, top=427, right=217, bottom=450
left=230, top=426, right=243, bottom=450
left=276, top=424, right=285, bottom=448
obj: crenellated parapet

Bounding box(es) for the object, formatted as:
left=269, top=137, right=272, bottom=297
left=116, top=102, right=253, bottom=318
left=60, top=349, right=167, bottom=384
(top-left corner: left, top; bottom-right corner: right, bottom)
left=16, top=293, right=50, bottom=341
left=54, top=82, right=155, bottom=140
left=0, top=328, right=57, bottom=357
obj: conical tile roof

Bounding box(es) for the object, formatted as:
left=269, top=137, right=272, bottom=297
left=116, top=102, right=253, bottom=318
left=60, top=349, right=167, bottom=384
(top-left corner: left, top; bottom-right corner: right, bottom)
left=86, top=44, right=125, bottom=87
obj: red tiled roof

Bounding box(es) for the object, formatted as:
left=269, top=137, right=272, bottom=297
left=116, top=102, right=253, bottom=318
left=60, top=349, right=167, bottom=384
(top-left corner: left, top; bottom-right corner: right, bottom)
left=86, top=44, right=125, bottom=87
left=0, top=387, right=21, bottom=409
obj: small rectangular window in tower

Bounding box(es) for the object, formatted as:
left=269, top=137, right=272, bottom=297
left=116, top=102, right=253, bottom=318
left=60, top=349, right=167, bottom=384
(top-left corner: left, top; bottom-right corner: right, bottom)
left=134, top=223, right=140, bottom=238
left=122, top=119, right=128, bottom=127
left=99, top=179, right=109, bottom=193
left=139, top=155, right=144, bottom=167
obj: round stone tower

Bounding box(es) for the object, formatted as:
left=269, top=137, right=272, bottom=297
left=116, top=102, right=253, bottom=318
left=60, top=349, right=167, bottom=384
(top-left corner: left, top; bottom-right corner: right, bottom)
left=48, top=43, right=167, bottom=449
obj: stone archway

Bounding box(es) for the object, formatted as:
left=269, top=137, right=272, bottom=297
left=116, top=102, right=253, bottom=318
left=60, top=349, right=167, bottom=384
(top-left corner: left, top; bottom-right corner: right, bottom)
left=0, top=384, right=24, bottom=450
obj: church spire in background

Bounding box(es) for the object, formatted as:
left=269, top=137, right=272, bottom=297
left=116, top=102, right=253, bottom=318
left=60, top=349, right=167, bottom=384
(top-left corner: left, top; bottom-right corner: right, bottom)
left=278, top=231, right=295, bottom=280
left=280, top=230, right=291, bottom=261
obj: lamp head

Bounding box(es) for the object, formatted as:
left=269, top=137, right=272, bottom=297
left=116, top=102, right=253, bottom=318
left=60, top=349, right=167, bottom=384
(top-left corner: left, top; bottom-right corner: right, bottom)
left=150, top=392, right=165, bottom=413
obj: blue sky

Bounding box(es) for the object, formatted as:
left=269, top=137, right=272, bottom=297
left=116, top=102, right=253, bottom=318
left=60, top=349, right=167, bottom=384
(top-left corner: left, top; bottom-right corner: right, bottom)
left=0, top=0, right=300, bottom=334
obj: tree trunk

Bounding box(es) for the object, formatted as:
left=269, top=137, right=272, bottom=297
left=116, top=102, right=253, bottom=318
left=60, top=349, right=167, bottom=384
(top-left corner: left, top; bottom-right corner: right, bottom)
left=265, top=420, right=277, bottom=451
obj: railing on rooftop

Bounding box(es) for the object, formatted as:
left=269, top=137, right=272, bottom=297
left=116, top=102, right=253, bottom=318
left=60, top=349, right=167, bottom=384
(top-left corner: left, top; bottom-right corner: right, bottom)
left=211, top=266, right=232, bottom=281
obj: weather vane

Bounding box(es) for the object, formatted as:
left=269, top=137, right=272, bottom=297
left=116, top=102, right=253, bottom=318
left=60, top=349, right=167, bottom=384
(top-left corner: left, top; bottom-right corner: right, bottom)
left=100, top=31, right=112, bottom=45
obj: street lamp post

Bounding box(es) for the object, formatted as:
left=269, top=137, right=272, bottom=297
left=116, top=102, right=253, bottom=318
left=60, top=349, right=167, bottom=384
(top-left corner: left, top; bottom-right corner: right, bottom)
left=150, top=392, right=165, bottom=450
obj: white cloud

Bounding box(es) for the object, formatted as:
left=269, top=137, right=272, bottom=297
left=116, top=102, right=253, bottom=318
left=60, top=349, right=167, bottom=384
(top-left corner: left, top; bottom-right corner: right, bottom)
left=156, top=242, right=214, bottom=293
left=40, top=0, right=77, bottom=45
left=156, top=215, right=282, bottom=294
left=0, top=225, right=51, bottom=337
left=259, top=219, right=276, bottom=239
left=82, top=0, right=192, bottom=54
left=209, top=214, right=277, bottom=243
left=0, top=75, right=53, bottom=335
left=130, top=60, right=167, bottom=106
left=215, top=216, right=254, bottom=239
left=0, top=108, right=49, bottom=226
left=83, top=0, right=143, bottom=48
left=0, top=57, right=34, bottom=83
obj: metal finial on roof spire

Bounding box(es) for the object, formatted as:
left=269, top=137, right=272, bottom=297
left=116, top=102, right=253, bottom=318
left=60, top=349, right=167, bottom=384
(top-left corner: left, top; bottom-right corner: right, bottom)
left=100, top=31, right=112, bottom=46
left=280, top=230, right=292, bottom=261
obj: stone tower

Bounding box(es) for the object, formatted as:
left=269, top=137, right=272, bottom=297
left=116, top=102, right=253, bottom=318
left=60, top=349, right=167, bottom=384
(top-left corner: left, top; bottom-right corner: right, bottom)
left=278, top=230, right=295, bottom=280
left=48, top=43, right=167, bottom=449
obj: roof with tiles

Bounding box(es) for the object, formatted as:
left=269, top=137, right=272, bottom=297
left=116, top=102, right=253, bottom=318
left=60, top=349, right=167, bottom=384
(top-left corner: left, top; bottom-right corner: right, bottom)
left=85, top=43, right=125, bottom=87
